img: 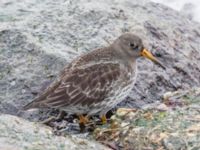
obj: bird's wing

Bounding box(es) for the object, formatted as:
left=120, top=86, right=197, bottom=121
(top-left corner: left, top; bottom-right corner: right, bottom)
left=24, top=62, right=122, bottom=109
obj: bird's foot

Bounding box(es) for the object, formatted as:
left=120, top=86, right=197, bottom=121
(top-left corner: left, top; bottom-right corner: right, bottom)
left=78, top=115, right=89, bottom=131
left=78, top=115, right=89, bottom=124
left=101, top=114, right=107, bottom=124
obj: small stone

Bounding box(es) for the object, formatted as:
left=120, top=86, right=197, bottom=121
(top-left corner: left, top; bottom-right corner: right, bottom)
left=163, top=136, right=187, bottom=150
left=116, top=108, right=137, bottom=117
left=10, top=81, right=16, bottom=86
left=156, top=103, right=168, bottom=111
left=163, top=92, right=173, bottom=100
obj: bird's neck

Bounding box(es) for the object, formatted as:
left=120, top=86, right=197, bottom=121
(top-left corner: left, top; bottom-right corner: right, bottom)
left=109, top=45, right=137, bottom=71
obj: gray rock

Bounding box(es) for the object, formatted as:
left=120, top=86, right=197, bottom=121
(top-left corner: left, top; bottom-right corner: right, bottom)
left=0, top=114, right=109, bottom=150
left=163, top=136, right=187, bottom=150
left=180, top=3, right=195, bottom=20
left=0, top=0, right=200, bottom=116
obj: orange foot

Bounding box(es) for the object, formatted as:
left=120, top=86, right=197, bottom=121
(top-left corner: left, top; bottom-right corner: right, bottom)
left=101, top=114, right=107, bottom=124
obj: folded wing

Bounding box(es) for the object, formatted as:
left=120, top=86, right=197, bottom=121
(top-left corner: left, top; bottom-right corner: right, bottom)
left=23, top=63, right=121, bottom=110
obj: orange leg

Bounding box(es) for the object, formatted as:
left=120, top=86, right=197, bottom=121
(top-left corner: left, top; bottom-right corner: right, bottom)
left=78, top=114, right=89, bottom=125
left=101, top=114, right=107, bottom=124
left=78, top=114, right=89, bottom=131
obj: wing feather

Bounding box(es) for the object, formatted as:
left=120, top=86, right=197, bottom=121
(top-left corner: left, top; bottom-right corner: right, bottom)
left=24, top=63, right=122, bottom=110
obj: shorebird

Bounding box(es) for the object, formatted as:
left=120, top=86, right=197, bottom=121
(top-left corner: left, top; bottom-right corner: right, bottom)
left=23, top=33, right=165, bottom=125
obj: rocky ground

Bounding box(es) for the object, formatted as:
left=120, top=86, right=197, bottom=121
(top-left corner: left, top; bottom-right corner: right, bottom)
left=0, top=0, right=200, bottom=149
left=0, top=114, right=109, bottom=150
left=94, top=88, right=200, bottom=149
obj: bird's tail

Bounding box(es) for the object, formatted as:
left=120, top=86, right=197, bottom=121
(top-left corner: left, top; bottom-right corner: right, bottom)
left=22, top=93, right=50, bottom=111
left=22, top=78, right=61, bottom=111
left=22, top=100, right=39, bottom=110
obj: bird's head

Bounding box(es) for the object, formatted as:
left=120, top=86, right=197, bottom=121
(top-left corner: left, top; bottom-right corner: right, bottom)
left=113, top=33, right=166, bottom=69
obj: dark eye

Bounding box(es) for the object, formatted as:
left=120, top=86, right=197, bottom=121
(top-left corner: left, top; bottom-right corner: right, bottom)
left=129, top=43, right=135, bottom=48
left=129, top=43, right=138, bottom=50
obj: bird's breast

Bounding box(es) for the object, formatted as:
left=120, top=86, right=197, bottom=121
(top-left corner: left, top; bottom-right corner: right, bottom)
left=103, top=63, right=137, bottom=108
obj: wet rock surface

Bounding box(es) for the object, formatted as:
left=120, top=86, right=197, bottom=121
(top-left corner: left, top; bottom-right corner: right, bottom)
left=0, top=0, right=200, bottom=144
left=0, top=114, right=109, bottom=150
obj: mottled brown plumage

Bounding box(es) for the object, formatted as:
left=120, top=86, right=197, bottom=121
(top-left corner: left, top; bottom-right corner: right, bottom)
left=24, top=33, right=165, bottom=116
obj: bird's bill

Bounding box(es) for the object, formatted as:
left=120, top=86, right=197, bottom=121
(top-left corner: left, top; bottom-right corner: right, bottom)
left=141, top=49, right=166, bottom=69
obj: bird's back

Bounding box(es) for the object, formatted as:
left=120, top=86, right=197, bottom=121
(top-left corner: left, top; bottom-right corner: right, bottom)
left=23, top=47, right=132, bottom=114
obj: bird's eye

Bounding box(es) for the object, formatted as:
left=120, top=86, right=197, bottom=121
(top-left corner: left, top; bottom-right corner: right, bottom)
left=129, top=43, right=135, bottom=48
left=129, top=43, right=138, bottom=50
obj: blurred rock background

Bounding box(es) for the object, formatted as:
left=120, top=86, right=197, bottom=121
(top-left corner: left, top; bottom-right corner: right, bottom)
left=0, top=0, right=200, bottom=149
left=152, top=0, right=200, bottom=22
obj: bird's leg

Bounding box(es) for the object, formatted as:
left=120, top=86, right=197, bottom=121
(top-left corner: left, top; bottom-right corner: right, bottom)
left=42, top=110, right=66, bottom=124
left=101, top=114, right=107, bottom=124
left=78, top=114, right=89, bottom=125
left=78, top=114, right=89, bottom=131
